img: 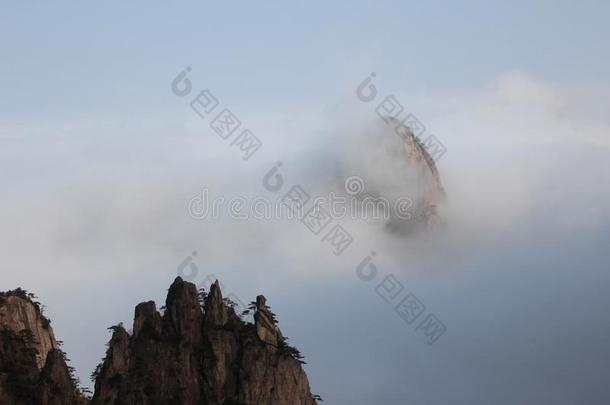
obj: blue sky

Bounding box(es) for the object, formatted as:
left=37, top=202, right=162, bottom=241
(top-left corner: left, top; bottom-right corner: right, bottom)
left=1, top=2, right=610, bottom=404
left=2, top=1, right=609, bottom=123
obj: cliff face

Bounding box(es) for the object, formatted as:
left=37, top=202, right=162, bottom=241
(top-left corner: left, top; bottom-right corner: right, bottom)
left=0, top=279, right=317, bottom=405
left=92, top=277, right=318, bottom=405
left=0, top=289, right=86, bottom=405
left=0, top=290, right=57, bottom=368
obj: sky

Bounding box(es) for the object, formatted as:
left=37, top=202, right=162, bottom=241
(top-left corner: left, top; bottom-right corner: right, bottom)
left=1, top=1, right=610, bottom=404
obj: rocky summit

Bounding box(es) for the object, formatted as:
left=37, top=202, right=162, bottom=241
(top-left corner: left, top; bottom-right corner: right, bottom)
left=0, top=279, right=318, bottom=405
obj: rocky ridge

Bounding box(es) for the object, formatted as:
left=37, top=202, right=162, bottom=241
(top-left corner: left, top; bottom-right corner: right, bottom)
left=0, top=279, right=318, bottom=405
left=92, top=277, right=317, bottom=405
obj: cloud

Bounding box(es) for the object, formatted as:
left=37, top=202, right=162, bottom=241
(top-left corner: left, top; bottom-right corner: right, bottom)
left=2, top=72, right=609, bottom=281
left=1, top=72, right=609, bottom=398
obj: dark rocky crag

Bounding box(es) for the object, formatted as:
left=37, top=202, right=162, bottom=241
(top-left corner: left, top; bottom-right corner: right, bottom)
left=91, top=277, right=318, bottom=405
left=0, top=279, right=318, bottom=405
left=0, top=289, right=88, bottom=405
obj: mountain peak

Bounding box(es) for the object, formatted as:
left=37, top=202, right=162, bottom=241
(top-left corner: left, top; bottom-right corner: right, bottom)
left=1, top=279, right=319, bottom=404
left=204, top=278, right=228, bottom=327
left=92, top=278, right=317, bottom=404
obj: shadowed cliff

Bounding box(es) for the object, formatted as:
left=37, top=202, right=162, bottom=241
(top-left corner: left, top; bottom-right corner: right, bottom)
left=91, top=277, right=318, bottom=405
left=0, top=279, right=319, bottom=405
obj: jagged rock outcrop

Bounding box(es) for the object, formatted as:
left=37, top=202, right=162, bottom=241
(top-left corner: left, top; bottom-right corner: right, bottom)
left=254, top=295, right=283, bottom=347
left=92, top=278, right=318, bottom=405
left=0, top=289, right=87, bottom=405
left=0, top=280, right=318, bottom=404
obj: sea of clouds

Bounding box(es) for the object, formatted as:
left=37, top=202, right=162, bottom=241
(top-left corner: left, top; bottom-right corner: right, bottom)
left=1, top=72, right=609, bottom=403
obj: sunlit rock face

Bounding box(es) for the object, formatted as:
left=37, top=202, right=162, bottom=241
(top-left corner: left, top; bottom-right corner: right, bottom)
left=0, top=289, right=87, bottom=405
left=0, top=291, right=57, bottom=368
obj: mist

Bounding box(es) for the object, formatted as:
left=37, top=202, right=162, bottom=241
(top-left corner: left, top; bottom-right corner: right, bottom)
left=1, top=70, right=609, bottom=403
